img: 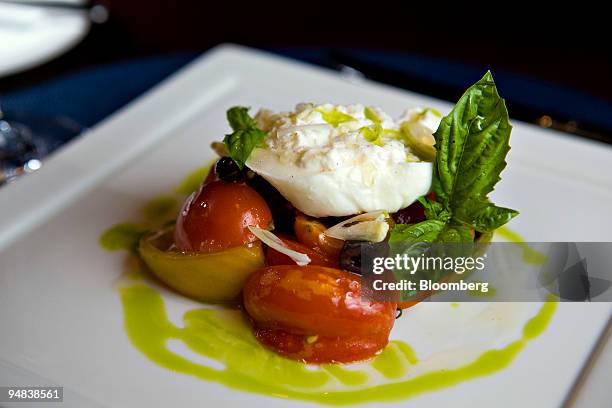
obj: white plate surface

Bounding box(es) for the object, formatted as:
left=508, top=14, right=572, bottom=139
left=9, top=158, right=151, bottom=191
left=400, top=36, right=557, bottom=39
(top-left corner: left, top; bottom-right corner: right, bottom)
left=0, top=45, right=610, bottom=407
left=0, top=2, right=89, bottom=77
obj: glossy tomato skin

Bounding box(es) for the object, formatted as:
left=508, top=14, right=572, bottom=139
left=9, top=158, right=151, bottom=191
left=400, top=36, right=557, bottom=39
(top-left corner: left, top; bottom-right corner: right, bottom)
left=174, top=180, right=272, bottom=253
left=253, top=326, right=390, bottom=364
left=203, top=161, right=219, bottom=185
left=265, top=235, right=338, bottom=268
left=243, top=265, right=396, bottom=338
left=294, top=214, right=343, bottom=259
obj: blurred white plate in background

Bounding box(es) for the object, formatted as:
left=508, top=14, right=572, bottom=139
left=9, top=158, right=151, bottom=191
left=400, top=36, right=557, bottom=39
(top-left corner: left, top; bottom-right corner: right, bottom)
left=0, top=1, right=89, bottom=77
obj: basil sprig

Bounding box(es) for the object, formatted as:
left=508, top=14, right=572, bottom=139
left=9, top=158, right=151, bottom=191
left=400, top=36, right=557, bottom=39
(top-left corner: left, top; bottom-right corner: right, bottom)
left=431, top=71, right=518, bottom=232
left=391, top=71, right=518, bottom=243
left=223, top=106, right=266, bottom=169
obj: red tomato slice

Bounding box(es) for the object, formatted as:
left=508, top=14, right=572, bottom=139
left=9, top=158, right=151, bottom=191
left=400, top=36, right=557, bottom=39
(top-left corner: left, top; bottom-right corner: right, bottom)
left=244, top=265, right=396, bottom=363
left=174, top=180, right=272, bottom=253
left=243, top=265, right=396, bottom=338
left=253, top=326, right=389, bottom=364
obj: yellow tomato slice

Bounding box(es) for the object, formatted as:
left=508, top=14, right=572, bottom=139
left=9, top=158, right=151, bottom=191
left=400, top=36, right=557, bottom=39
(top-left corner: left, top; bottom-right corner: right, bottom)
left=139, top=227, right=264, bottom=303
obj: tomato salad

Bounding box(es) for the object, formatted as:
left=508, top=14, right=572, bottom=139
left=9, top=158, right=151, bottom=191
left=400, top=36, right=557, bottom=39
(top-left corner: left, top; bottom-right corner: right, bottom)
left=139, top=72, right=518, bottom=364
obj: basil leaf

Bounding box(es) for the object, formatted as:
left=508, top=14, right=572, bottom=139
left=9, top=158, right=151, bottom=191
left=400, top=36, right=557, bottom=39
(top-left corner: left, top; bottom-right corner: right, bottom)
left=389, top=220, right=446, bottom=244
left=389, top=221, right=444, bottom=277
left=390, top=218, right=473, bottom=247
left=223, top=129, right=266, bottom=169
left=389, top=222, right=472, bottom=300
left=227, top=106, right=257, bottom=131
left=223, top=106, right=266, bottom=169
left=463, top=202, right=518, bottom=232
left=436, top=224, right=473, bottom=243
left=418, top=196, right=451, bottom=223
left=432, top=71, right=518, bottom=232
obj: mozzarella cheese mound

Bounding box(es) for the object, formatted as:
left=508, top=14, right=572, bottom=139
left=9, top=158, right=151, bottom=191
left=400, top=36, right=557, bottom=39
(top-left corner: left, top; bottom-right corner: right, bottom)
left=245, top=103, right=441, bottom=217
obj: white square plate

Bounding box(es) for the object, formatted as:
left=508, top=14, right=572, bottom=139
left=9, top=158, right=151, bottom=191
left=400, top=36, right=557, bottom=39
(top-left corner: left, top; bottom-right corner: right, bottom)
left=0, top=45, right=610, bottom=407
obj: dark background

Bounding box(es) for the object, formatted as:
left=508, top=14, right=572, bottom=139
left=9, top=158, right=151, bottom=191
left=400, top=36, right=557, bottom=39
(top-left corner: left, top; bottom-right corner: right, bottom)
left=1, top=1, right=611, bottom=138
left=2, top=2, right=611, bottom=96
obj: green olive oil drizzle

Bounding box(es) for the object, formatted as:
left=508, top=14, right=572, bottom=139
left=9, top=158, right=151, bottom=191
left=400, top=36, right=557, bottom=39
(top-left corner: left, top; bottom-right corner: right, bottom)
left=100, top=223, right=148, bottom=251
left=495, top=226, right=547, bottom=265
left=102, top=172, right=557, bottom=404
left=118, top=281, right=556, bottom=405
left=142, top=196, right=179, bottom=224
